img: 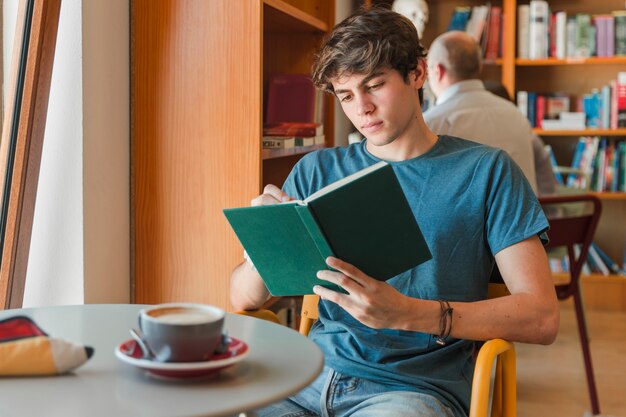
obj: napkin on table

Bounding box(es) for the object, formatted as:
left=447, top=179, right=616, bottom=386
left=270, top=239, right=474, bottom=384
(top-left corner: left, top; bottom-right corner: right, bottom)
left=0, top=315, right=94, bottom=376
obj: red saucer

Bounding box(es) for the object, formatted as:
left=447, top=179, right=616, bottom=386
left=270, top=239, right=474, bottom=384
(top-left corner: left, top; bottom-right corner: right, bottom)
left=115, top=337, right=249, bottom=380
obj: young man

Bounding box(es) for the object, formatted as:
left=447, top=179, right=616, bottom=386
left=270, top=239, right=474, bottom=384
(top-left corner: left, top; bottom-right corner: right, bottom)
left=231, top=8, right=559, bottom=417
left=424, top=31, right=540, bottom=194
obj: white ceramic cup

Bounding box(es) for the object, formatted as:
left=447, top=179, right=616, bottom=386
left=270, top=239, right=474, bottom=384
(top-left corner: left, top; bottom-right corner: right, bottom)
left=138, top=303, right=225, bottom=362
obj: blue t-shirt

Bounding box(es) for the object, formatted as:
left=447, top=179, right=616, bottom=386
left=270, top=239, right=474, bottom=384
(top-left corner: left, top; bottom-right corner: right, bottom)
left=282, top=136, right=548, bottom=416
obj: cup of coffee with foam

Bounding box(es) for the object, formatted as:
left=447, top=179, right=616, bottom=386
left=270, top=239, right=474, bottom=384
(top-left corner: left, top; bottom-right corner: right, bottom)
left=138, top=303, right=225, bottom=362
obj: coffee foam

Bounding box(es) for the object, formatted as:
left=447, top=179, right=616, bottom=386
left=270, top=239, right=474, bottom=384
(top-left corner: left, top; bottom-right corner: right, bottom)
left=148, top=307, right=219, bottom=324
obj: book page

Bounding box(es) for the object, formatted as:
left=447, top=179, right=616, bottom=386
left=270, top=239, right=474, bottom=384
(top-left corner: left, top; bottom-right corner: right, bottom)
left=303, top=161, right=388, bottom=204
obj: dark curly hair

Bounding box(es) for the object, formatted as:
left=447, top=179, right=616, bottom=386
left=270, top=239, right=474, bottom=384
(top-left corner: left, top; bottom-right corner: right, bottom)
left=312, top=6, right=427, bottom=102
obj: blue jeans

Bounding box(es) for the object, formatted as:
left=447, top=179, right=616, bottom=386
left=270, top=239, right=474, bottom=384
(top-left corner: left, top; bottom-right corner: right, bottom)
left=256, top=366, right=456, bottom=417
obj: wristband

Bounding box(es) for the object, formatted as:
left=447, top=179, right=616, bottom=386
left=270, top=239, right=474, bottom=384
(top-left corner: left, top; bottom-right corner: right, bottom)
left=435, top=300, right=453, bottom=346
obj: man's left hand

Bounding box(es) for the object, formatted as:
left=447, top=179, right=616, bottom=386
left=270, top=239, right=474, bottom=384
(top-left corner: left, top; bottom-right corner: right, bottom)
left=313, top=257, right=411, bottom=330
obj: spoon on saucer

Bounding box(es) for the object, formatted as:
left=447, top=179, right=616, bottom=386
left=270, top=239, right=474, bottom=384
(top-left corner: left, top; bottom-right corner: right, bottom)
left=129, top=328, right=155, bottom=360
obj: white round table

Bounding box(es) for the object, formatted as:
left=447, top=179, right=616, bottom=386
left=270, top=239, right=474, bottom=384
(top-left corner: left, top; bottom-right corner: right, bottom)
left=0, top=304, right=324, bottom=417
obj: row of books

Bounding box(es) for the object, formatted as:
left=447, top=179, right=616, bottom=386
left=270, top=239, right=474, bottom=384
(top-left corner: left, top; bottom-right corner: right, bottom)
left=262, top=122, right=325, bottom=149
left=447, top=4, right=503, bottom=59
left=548, top=242, right=625, bottom=276
left=516, top=72, right=626, bottom=129
left=518, top=1, right=626, bottom=59
left=551, top=137, right=626, bottom=192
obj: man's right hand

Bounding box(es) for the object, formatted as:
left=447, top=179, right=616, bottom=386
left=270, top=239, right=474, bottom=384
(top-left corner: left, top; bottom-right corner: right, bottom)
left=230, top=184, right=294, bottom=311
left=251, top=184, right=294, bottom=206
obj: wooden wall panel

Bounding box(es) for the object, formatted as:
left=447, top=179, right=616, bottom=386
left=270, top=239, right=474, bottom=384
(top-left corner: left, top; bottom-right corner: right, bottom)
left=132, top=0, right=262, bottom=309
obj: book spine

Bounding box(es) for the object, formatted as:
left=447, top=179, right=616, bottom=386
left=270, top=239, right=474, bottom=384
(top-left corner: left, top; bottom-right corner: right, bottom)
left=587, top=244, right=610, bottom=276
left=529, top=1, right=549, bottom=59
left=593, top=16, right=607, bottom=57
left=545, top=144, right=564, bottom=184
left=448, top=6, right=471, bottom=31
left=575, top=13, right=592, bottom=57
left=606, top=15, right=615, bottom=56
left=262, top=137, right=295, bottom=149
left=566, top=17, right=577, bottom=57
left=516, top=91, right=528, bottom=117
left=536, top=95, right=546, bottom=128
left=610, top=80, right=618, bottom=129
left=617, top=142, right=626, bottom=191
left=610, top=141, right=619, bottom=191
left=294, top=205, right=335, bottom=263
left=617, top=72, right=626, bottom=128
left=485, top=7, right=502, bottom=59
left=555, top=11, right=567, bottom=59
left=518, top=5, right=530, bottom=58
left=549, top=11, right=557, bottom=57
left=614, top=12, right=626, bottom=56
left=601, top=84, right=611, bottom=129
left=527, top=92, right=537, bottom=127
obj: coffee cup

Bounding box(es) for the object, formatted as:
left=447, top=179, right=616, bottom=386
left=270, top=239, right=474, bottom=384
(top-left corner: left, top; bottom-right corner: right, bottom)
left=138, top=303, right=225, bottom=362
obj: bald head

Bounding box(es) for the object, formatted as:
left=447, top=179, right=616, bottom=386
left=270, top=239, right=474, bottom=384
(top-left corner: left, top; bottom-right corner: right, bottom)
left=428, top=31, right=482, bottom=82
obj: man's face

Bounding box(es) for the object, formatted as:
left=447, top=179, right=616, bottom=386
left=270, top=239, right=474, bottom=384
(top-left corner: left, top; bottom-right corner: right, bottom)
left=332, top=66, right=424, bottom=147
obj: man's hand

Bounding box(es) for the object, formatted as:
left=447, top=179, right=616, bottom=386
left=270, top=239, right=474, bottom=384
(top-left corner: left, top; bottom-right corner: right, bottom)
left=251, top=184, right=294, bottom=206
left=313, top=257, right=412, bottom=330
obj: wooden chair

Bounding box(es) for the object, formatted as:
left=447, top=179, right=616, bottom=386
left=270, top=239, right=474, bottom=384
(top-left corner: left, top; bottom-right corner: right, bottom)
left=239, top=293, right=516, bottom=417
left=539, top=194, right=602, bottom=415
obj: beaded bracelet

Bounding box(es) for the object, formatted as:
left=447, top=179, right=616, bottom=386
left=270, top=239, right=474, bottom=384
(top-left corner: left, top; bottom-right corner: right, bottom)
left=435, top=300, right=453, bottom=346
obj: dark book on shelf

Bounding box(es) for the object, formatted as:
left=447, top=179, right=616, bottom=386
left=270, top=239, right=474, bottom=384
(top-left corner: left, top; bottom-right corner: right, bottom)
left=265, top=73, right=316, bottom=124
left=223, top=162, right=432, bottom=296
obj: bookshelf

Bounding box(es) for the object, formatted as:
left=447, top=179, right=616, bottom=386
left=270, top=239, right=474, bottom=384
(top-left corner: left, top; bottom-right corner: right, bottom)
left=366, top=0, right=626, bottom=310
left=509, top=0, right=626, bottom=309
left=132, top=0, right=335, bottom=310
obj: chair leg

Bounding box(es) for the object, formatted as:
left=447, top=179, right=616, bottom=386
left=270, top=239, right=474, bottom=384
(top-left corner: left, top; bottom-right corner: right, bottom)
left=573, top=292, right=601, bottom=415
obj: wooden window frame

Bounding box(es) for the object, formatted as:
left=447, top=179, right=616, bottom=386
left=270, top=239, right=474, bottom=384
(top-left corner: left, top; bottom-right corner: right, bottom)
left=0, top=0, right=61, bottom=309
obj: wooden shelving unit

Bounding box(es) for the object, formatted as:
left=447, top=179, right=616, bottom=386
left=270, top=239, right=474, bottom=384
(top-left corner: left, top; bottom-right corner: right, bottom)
left=132, top=0, right=335, bottom=310
left=553, top=273, right=626, bottom=312
left=381, top=0, right=626, bottom=311
left=513, top=0, right=626, bottom=311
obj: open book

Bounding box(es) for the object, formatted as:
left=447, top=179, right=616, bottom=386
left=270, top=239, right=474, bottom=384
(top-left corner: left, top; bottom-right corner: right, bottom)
left=223, top=161, right=432, bottom=296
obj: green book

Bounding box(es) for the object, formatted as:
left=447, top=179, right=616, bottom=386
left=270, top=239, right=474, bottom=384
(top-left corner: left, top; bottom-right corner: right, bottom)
left=223, top=161, right=432, bottom=296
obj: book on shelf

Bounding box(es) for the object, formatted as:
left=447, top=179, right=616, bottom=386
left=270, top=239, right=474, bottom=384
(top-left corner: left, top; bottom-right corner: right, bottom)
left=587, top=244, right=610, bottom=276
left=529, top=0, right=549, bottom=59
left=516, top=91, right=528, bottom=118
left=265, top=73, right=316, bottom=124
left=591, top=242, right=624, bottom=274
left=575, top=13, right=595, bottom=58
left=262, top=137, right=296, bottom=149
left=566, top=17, right=577, bottom=57
left=465, top=5, right=490, bottom=43
left=262, top=122, right=323, bottom=137
left=484, top=6, right=502, bottom=60
left=535, top=95, right=546, bottom=128
left=447, top=6, right=471, bottom=32
left=618, top=72, right=626, bottom=128
left=223, top=161, right=432, bottom=296
left=614, top=11, right=626, bottom=56
left=618, top=141, right=626, bottom=191
left=544, top=144, right=564, bottom=184
left=262, top=134, right=324, bottom=148
left=601, top=85, right=611, bottom=129
left=554, top=11, right=567, bottom=59
left=517, top=4, right=530, bottom=59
